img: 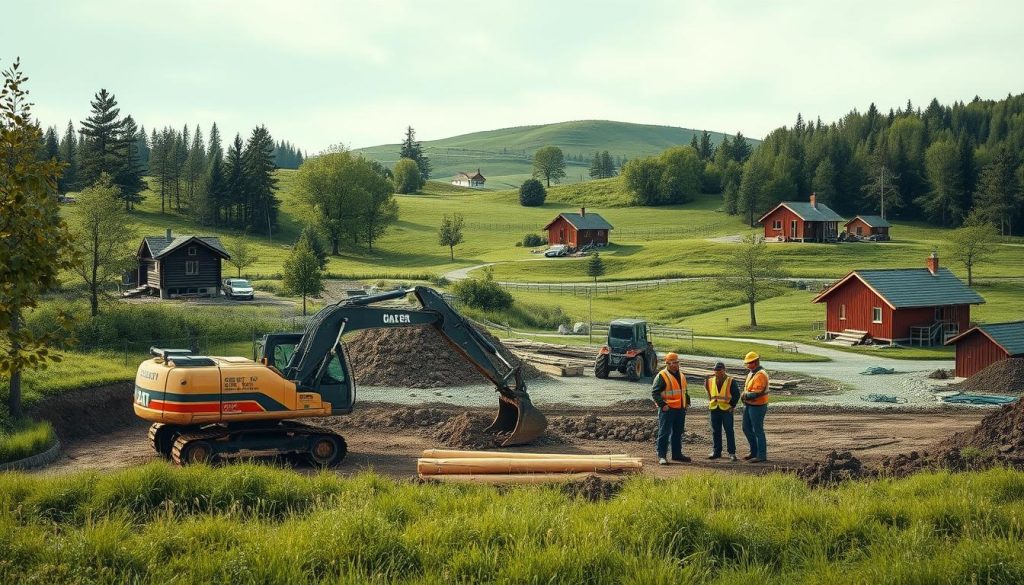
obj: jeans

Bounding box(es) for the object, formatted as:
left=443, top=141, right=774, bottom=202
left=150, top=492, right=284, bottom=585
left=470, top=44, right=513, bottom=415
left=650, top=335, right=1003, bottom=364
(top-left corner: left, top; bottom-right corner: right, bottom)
left=742, top=404, right=767, bottom=460
left=709, top=409, right=736, bottom=456
left=656, top=408, right=686, bottom=458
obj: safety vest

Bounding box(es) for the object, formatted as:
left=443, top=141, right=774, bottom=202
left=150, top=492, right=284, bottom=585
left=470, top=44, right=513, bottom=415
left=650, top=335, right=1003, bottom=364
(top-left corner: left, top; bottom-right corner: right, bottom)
left=658, top=369, right=687, bottom=409
left=706, top=376, right=733, bottom=411
left=743, top=367, right=770, bottom=406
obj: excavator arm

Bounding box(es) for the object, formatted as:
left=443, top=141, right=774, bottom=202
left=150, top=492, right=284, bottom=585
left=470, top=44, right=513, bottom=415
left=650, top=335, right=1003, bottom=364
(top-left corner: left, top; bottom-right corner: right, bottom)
left=278, top=286, right=546, bottom=446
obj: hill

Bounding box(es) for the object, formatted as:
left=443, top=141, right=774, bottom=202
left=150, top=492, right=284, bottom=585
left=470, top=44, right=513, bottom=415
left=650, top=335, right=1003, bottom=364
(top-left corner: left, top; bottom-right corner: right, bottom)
left=355, top=120, right=753, bottom=189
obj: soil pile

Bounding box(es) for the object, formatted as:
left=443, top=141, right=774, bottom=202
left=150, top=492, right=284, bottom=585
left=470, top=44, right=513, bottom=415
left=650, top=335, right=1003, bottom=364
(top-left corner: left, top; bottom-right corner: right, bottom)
left=345, top=325, right=540, bottom=388
left=343, top=406, right=452, bottom=430
left=562, top=474, right=622, bottom=501
left=949, top=358, right=1024, bottom=395
left=548, top=414, right=702, bottom=443
left=29, top=382, right=141, bottom=441
left=432, top=412, right=506, bottom=449
left=797, top=451, right=872, bottom=487
left=928, top=368, right=953, bottom=380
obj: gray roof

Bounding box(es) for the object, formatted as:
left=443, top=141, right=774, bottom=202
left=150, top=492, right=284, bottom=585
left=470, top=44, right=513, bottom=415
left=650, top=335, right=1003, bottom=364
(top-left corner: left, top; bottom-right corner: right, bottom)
left=776, top=201, right=845, bottom=222
left=855, top=268, right=985, bottom=308
left=144, top=235, right=230, bottom=259
left=610, top=318, right=646, bottom=326
left=545, top=212, right=613, bottom=231
left=849, top=215, right=892, bottom=228
left=949, top=321, right=1024, bottom=355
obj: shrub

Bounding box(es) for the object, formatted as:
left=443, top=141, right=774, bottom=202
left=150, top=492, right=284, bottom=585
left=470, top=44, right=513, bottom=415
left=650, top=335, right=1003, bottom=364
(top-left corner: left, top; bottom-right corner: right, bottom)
left=428, top=275, right=451, bottom=287
left=0, top=420, right=57, bottom=463
left=393, top=158, right=422, bottom=194
left=522, top=234, right=545, bottom=247
left=518, top=179, right=547, bottom=207
left=451, top=278, right=513, bottom=311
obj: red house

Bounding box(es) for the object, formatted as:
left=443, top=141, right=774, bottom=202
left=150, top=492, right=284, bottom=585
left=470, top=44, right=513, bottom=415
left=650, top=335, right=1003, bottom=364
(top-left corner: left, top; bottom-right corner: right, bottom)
left=758, top=193, right=844, bottom=242
left=543, top=207, right=612, bottom=249
left=945, top=321, right=1024, bottom=378
left=844, top=215, right=891, bottom=240
left=811, top=253, right=985, bottom=346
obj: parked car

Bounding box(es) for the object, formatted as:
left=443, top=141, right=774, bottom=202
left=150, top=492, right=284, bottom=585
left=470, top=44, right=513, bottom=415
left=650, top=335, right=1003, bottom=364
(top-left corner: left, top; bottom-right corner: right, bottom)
left=223, top=278, right=255, bottom=300
left=866, top=234, right=891, bottom=242
left=544, top=245, right=569, bottom=258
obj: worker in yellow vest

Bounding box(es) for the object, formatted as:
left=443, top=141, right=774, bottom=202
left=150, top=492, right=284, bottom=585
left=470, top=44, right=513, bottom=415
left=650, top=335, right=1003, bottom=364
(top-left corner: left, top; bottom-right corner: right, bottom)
left=705, top=362, right=740, bottom=461
left=651, top=352, right=691, bottom=465
left=740, top=351, right=770, bottom=463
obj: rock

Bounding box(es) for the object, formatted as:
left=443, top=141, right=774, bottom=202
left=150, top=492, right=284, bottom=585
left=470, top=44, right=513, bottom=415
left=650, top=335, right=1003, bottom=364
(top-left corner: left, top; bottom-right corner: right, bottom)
left=557, top=324, right=571, bottom=335
left=573, top=322, right=589, bottom=334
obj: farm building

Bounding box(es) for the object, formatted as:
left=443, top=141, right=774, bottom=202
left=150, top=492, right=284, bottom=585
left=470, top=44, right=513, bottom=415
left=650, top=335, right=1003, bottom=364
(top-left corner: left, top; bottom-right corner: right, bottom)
left=128, top=229, right=231, bottom=299
left=758, top=193, right=844, bottom=243
left=811, top=252, right=985, bottom=346
left=945, top=321, right=1024, bottom=378
left=451, top=169, right=486, bottom=188
left=845, top=215, right=892, bottom=239
left=543, top=207, right=613, bottom=249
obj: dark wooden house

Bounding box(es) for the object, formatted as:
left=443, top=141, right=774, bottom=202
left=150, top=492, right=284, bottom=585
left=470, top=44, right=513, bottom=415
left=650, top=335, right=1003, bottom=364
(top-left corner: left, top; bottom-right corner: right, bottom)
left=844, top=215, right=891, bottom=239
left=811, top=252, right=985, bottom=346
left=133, top=229, right=231, bottom=299
left=945, top=321, right=1024, bottom=378
left=543, top=207, right=613, bottom=249
left=758, top=193, right=844, bottom=242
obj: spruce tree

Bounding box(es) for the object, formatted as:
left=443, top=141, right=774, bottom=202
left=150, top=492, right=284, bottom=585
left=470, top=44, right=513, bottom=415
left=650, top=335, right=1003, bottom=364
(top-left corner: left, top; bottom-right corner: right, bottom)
left=399, top=125, right=431, bottom=186
left=224, top=134, right=246, bottom=227
left=589, top=152, right=603, bottom=179
left=600, top=150, right=615, bottom=178
left=136, top=125, right=150, bottom=171
left=184, top=124, right=206, bottom=211
left=207, top=122, right=223, bottom=163
left=114, top=115, right=146, bottom=210
left=243, top=125, right=279, bottom=235
left=699, top=131, right=715, bottom=161
left=732, top=132, right=752, bottom=162
left=41, top=126, right=59, bottom=162
left=58, top=121, right=78, bottom=192
left=79, top=89, right=129, bottom=186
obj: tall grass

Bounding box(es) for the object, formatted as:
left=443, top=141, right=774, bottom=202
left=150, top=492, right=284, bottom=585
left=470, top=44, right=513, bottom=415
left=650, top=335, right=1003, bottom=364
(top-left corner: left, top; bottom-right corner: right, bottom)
left=0, top=420, right=56, bottom=463
left=0, top=465, right=1022, bottom=583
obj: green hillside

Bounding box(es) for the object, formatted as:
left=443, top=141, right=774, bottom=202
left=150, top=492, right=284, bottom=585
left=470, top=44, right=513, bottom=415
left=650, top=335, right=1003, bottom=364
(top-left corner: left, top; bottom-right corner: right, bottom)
left=355, top=120, right=752, bottom=189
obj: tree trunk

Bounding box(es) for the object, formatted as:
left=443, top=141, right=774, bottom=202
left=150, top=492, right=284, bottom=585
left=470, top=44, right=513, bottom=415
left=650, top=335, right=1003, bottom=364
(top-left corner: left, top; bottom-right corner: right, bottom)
left=967, top=262, right=973, bottom=287
left=302, top=292, right=307, bottom=316
left=749, top=300, right=757, bottom=327
left=450, top=246, right=454, bottom=261
left=331, top=238, right=340, bottom=256
left=8, top=310, right=22, bottom=419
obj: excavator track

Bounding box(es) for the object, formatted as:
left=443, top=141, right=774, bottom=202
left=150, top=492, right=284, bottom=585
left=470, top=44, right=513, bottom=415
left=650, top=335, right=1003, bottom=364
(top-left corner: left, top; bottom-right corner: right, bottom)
left=170, top=421, right=347, bottom=466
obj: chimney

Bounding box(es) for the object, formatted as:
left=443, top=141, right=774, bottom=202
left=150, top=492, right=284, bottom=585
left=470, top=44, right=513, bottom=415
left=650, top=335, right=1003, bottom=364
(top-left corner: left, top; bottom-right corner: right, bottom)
left=580, top=207, right=586, bottom=217
left=809, top=192, right=817, bottom=209
left=166, top=228, right=173, bottom=239
left=927, top=250, right=939, bottom=275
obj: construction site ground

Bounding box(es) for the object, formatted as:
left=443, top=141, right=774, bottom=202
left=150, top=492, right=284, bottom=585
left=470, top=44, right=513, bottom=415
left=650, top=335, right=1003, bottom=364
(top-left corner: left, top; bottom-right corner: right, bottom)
left=33, top=383, right=988, bottom=479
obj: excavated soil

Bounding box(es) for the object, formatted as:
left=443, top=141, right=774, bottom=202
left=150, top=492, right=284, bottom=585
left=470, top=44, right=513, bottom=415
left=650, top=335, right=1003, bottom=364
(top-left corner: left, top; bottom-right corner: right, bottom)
left=548, top=414, right=702, bottom=443
left=562, top=475, right=623, bottom=501
left=28, top=382, right=136, bottom=441
left=798, top=451, right=873, bottom=487
left=949, top=358, right=1024, bottom=395
left=344, top=325, right=541, bottom=388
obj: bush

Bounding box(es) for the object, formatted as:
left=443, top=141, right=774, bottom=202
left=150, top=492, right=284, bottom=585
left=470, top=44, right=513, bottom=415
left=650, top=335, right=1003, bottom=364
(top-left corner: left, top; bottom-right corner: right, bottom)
left=428, top=275, right=451, bottom=287
left=522, top=234, right=545, bottom=247
left=451, top=278, right=513, bottom=311
left=518, top=179, right=547, bottom=206
left=393, top=158, right=422, bottom=194
left=0, top=420, right=57, bottom=463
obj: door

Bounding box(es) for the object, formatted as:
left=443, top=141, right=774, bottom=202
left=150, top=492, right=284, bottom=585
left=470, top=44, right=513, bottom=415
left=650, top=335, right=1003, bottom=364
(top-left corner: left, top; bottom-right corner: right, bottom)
left=316, top=346, right=354, bottom=413
left=790, top=220, right=798, bottom=239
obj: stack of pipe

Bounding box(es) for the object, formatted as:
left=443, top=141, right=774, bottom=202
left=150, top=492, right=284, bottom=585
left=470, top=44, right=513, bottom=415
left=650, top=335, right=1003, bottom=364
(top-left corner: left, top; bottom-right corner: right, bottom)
left=417, top=449, right=642, bottom=483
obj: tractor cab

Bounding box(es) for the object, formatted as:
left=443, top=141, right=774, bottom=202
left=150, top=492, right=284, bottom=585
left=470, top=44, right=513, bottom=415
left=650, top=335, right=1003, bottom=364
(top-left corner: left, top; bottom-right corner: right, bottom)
left=595, top=319, right=658, bottom=381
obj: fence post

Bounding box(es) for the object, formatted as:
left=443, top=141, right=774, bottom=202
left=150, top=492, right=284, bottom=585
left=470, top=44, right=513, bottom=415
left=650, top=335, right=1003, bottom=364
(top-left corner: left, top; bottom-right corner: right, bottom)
left=124, top=340, right=129, bottom=367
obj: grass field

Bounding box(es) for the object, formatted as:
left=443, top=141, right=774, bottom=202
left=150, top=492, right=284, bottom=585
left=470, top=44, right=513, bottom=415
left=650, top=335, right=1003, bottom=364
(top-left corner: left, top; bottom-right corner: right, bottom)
left=0, top=420, right=56, bottom=464
left=0, top=464, right=1022, bottom=583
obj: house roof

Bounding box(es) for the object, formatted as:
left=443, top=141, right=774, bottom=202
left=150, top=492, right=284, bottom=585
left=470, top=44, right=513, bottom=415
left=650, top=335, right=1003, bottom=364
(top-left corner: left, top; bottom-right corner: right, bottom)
left=542, top=212, right=614, bottom=231
left=945, top=321, right=1024, bottom=355
left=454, top=169, right=485, bottom=181
left=846, top=215, right=891, bottom=228
left=143, top=235, right=230, bottom=260
left=812, top=267, right=985, bottom=309
left=758, top=201, right=845, bottom=223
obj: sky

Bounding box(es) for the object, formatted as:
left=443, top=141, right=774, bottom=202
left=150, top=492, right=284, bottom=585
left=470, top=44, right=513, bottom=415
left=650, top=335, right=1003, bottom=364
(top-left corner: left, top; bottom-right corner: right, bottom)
left=5, top=0, right=1023, bottom=153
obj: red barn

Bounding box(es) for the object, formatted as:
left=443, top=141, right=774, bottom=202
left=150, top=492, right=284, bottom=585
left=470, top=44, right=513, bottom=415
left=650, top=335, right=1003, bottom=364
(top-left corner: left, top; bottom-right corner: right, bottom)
left=811, top=253, right=985, bottom=345
left=945, top=321, right=1024, bottom=378
left=844, top=215, right=891, bottom=240
left=758, top=193, right=844, bottom=242
left=543, top=207, right=612, bottom=249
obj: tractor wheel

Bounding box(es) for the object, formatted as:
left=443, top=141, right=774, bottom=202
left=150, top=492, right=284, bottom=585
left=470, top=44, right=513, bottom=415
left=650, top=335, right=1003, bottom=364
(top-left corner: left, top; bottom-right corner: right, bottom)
left=644, top=351, right=658, bottom=377
left=307, top=434, right=347, bottom=467
left=149, top=424, right=179, bottom=459
left=594, top=354, right=610, bottom=379
left=626, top=358, right=643, bottom=381
left=179, top=440, right=216, bottom=465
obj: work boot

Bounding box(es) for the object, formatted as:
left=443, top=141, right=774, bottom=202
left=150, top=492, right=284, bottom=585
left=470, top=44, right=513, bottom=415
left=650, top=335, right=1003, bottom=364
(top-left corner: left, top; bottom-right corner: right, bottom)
left=742, top=454, right=756, bottom=461
left=729, top=454, right=738, bottom=462
left=672, top=455, right=691, bottom=463
left=658, top=457, right=668, bottom=465
left=747, top=457, right=763, bottom=463
left=707, top=453, right=721, bottom=460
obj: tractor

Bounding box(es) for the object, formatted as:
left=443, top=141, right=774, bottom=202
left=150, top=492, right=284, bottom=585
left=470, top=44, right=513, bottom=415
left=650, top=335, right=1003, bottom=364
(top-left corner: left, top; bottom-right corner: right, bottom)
left=594, top=319, right=658, bottom=381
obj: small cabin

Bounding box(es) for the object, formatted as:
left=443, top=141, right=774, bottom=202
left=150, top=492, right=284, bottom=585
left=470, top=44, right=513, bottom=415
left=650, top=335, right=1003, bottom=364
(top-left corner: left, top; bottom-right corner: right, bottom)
left=845, top=215, right=891, bottom=239
left=451, top=169, right=486, bottom=188
left=543, top=207, right=613, bottom=249
left=945, top=321, right=1024, bottom=378
left=758, top=193, right=844, bottom=243
left=133, top=229, right=231, bottom=299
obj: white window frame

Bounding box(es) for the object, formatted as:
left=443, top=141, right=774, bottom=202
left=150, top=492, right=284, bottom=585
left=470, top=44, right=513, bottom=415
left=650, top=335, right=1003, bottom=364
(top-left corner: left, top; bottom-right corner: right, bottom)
left=872, top=307, right=882, bottom=324
left=773, top=220, right=782, bottom=230
left=839, top=304, right=846, bottom=320
left=185, top=260, right=199, bottom=276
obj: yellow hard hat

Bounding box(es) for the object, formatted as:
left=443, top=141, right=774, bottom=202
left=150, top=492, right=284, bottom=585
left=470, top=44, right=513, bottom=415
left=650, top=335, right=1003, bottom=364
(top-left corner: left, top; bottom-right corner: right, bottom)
left=743, top=351, right=760, bottom=363
left=664, top=352, right=679, bottom=363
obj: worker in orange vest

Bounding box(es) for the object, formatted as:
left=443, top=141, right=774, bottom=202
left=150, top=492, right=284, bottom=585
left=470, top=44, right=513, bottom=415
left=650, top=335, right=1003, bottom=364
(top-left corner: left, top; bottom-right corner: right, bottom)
left=740, top=351, right=770, bottom=463
left=705, top=362, right=740, bottom=461
left=651, top=352, right=691, bottom=465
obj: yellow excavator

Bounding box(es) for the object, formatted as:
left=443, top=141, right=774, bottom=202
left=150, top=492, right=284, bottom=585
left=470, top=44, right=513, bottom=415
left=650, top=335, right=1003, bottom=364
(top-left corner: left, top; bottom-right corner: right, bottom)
left=133, top=286, right=547, bottom=465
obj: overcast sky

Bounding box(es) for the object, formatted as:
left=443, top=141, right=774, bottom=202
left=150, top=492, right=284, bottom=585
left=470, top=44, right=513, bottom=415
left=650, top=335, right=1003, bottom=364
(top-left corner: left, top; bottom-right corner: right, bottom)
left=5, top=1, right=1023, bottom=152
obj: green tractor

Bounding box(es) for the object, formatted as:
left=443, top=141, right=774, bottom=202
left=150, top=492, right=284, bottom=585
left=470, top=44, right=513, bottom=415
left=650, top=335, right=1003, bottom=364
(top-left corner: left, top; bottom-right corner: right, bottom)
left=594, top=319, right=658, bottom=381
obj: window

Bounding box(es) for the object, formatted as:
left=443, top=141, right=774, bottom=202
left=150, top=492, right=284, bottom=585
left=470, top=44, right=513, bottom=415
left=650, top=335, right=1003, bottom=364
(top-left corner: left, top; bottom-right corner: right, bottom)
left=872, top=307, right=882, bottom=323
left=185, top=261, right=199, bottom=275
left=773, top=220, right=782, bottom=230
left=839, top=304, right=846, bottom=320
left=188, top=246, right=197, bottom=256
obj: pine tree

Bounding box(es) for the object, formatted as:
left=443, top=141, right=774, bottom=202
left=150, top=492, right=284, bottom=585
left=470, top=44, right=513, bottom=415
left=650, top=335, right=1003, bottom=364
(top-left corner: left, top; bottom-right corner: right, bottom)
left=114, top=115, right=146, bottom=210
left=587, top=252, right=605, bottom=283
left=136, top=125, right=150, bottom=171
left=589, top=151, right=603, bottom=179
left=399, top=126, right=431, bottom=186
left=243, top=126, right=279, bottom=235
left=601, top=151, right=615, bottom=178
left=58, top=121, right=77, bottom=192
left=207, top=122, right=223, bottom=164
left=699, top=130, right=715, bottom=161
left=41, top=126, right=59, bottom=162
left=184, top=124, right=206, bottom=211
left=203, top=144, right=228, bottom=225
left=973, top=146, right=1022, bottom=235
left=689, top=134, right=700, bottom=153
left=732, top=131, right=752, bottom=162
left=79, top=89, right=129, bottom=186
left=224, top=134, right=246, bottom=227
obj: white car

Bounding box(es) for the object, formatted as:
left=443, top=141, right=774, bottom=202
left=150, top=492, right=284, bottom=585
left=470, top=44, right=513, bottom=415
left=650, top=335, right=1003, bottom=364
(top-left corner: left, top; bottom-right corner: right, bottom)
left=223, top=278, right=255, bottom=300
left=544, top=245, right=569, bottom=257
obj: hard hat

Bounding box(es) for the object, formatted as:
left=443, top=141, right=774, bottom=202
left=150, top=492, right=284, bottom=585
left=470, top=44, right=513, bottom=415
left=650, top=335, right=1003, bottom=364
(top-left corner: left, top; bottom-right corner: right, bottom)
left=743, top=351, right=760, bottom=363
left=664, top=352, right=679, bottom=363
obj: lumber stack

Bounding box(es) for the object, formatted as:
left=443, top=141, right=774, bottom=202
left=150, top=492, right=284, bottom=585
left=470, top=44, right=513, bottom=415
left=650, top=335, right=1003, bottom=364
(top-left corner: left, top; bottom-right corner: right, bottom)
left=417, top=449, right=643, bottom=483
left=504, top=339, right=596, bottom=376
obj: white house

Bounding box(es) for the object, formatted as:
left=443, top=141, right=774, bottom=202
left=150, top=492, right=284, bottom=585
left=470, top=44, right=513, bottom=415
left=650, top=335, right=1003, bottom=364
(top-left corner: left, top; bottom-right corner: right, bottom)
left=451, top=169, right=486, bottom=188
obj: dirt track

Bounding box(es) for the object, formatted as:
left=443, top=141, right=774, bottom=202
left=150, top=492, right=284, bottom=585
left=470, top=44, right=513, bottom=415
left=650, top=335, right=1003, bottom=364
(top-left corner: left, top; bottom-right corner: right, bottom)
left=36, top=391, right=987, bottom=478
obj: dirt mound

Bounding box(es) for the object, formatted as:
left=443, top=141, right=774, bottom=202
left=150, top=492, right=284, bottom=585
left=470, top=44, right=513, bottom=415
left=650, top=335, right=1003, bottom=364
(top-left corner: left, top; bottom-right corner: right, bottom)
left=548, top=414, right=702, bottom=443
left=432, top=412, right=507, bottom=449
left=345, top=325, right=541, bottom=388
left=797, top=451, right=872, bottom=487
left=562, top=474, right=622, bottom=501
left=949, top=358, right=1024, bottom=395
left=28, top=382, right=142, bottom=441
left=928, top=368, right=953, bottom=379
left=343, top=406, right=452, bottom=430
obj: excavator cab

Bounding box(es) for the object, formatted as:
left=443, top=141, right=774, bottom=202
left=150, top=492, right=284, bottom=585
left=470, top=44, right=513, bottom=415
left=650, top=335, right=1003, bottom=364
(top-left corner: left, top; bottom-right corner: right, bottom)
left=256, top=333, right=354, bottom=414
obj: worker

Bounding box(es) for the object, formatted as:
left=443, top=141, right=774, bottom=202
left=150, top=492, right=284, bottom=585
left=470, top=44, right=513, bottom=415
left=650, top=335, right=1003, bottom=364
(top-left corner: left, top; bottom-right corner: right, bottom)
left=740, top=351, right=770, bottom=463
left=705, top=361, right=740, bottom=461
left=651, top=352, right=691, bottom=465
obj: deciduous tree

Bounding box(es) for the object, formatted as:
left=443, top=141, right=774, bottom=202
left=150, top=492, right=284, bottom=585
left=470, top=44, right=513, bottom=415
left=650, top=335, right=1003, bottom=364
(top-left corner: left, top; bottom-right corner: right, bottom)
left=438, top=213, right=465, bottom=261
left=947, top=215, right=998, bottom=286
left=283, top=235, right=323, bottom=316
left=226, top=237, right=257, bottom=278
left=518, top=178, right=546, bottom=206
left=721, top=234, right=783, bottom=327
left=532, top=146, right=566, bottom=187
left=393, top=158, right=421, bottom=194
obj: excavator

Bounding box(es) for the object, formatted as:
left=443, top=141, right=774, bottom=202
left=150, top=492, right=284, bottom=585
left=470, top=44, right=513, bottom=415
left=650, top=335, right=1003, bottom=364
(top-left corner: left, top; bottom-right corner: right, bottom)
left=132, top=286, right=547, bottom=465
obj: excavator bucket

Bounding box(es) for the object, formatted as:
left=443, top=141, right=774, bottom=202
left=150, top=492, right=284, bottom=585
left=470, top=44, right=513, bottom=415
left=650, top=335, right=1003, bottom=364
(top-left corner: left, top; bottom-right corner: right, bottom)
left=487, top=390, right=547, bottom=447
